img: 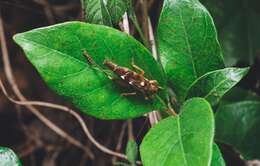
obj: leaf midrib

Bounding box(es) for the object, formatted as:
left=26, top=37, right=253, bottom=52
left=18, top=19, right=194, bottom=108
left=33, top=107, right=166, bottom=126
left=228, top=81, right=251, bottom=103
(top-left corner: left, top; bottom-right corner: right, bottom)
left=176, top=116, right=188, bottom=166
left=178, top=5, right=198, bottom=78
left=18, top=36, right=86, bottom=66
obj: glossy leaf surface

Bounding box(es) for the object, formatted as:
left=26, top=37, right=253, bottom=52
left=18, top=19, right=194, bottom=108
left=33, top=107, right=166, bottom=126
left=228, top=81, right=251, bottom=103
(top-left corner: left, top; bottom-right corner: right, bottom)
left=140, top=98, right=214, bottom=166
left=186, top=67, right=249, bottom=106
left=13, top=22, right=168, bottom=119
left=215, top=101, right=260, bottom=160
left=157, top=0, right=225, bottom=101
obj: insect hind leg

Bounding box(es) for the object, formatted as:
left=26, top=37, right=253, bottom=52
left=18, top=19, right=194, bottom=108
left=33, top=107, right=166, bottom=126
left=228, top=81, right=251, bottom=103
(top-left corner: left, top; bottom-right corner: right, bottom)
left=121, top=92, right=137, bottom=97
left=131, top=58, right=145, bottom=76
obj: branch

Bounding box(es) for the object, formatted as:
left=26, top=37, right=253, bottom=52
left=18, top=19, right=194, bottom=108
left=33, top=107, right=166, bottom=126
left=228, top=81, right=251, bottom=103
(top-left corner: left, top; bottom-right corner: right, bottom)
left=127, top=120, right=134, bottom=140
left=0, top=13, right=93, bottom=159
left=112, top=122, right=127, bottom=164
left=0, top=80, right=144, bottom=164
left=122, top=13, right=130, bottom=34
left=148, top=18, right=158, bottom=60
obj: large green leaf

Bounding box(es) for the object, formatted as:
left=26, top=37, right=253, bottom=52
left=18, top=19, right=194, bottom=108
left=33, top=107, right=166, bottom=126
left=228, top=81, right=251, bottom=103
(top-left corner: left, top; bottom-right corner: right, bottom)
left=13, top=21, right=168, bottom=119
left=211, top=144, right=225, bottom=166
left=215, top=101, right=260, bottom=160
left=140, top=98, right=214, bottom=166
left=200, top=0, right=260, bottom=66
left=0, top=147, right=22, bottom=166
left=81, top=0, right=112, bottom=26
left=157, top=0, right=225, bottom=102
left=186, top=67, right=249, bottom=106
left=107, top=0, right=129, bottom=25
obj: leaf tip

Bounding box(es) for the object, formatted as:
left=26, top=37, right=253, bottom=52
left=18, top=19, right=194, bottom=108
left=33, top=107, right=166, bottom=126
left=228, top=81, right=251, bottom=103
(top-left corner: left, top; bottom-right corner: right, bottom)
left=12, top=33, right=22, bottom=43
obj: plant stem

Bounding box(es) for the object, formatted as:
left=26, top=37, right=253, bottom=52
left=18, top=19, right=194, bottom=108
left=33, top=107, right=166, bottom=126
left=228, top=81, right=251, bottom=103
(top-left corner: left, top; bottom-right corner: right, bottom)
left=148, top=17, right=178, bottom=117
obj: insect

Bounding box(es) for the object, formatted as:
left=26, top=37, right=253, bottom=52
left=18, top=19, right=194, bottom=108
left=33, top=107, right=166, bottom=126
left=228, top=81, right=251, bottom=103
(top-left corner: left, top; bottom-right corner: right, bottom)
left=83, top=51, right=162, bottom=100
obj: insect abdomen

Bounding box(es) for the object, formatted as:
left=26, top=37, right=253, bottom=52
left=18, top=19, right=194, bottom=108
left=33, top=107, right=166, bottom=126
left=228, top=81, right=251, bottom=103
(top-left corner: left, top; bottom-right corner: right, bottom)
left=103, top=60, right=129, bottom=76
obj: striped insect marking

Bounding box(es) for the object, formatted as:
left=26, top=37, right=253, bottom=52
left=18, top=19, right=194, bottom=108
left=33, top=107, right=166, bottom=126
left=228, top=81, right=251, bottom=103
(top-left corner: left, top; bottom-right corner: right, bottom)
left=103, top=60, right=160, bottom=100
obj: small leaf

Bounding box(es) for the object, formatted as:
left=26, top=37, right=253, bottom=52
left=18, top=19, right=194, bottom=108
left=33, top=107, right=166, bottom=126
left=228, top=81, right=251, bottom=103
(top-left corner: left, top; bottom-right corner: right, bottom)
left=157, top=0, right=225, bottom=102
left=211, top=144, right=225, bottom=166
left=140, top=98, right=214, bottom=166
left=0, top=147, right=22, bottom=166
left=107, top=0, right=129, bottom=25
left=186, top=67, right=249, bottom=106
left=215, top=101, right=260, bottom=160
left=82, top=0, right=112, bottom=26
left=13, top=22, right=168, bottom=119
left=126, top=140, right=138, bottom=165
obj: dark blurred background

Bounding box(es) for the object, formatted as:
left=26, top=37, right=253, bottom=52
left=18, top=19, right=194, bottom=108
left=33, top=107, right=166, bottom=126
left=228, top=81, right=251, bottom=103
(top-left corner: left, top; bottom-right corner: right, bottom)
left=0, top=0, right=259, bottom=165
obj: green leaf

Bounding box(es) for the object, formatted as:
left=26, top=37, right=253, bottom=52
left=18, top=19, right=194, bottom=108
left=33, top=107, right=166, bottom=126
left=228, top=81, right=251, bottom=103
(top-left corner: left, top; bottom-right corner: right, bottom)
left=201, top=0, right=260, bottom=66
left=13, top=21, right=168, bottom=120
left=157, top=0, right=225, bottom=102
left=186, top=67, right=249, bottom=106
left=211, top=144, right=225, bottom=166
left=0, top=147, right=22, bottom=166
left=140, top=98, right=214, bottom=166
left=81, top=0, right=112, bottom=26
left=107, top=0, right=129, bottom=25
left=215, top=101, right=260, bottom=160
left=126, top=140, right=138, bottom=165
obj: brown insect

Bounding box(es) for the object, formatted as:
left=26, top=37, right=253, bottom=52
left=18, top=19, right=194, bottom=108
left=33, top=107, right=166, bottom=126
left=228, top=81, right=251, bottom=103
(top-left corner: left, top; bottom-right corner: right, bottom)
left=83, top=51, right=162, bottom=100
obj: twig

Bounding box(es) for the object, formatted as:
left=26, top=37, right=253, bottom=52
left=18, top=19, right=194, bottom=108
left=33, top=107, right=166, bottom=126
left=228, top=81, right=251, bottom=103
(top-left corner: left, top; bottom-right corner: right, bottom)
left=0, top=13, right=94, bottom=159
left=148, top=17, right=178, bottom=118
left=148, top=18, right=158, bottom=61
left=148, top=111, right=159, bottom=126
left=0, top=80, right=144, bottom=164
left=112, top=122, right=127, bottom=164
left=127, top=120, right=134, bottom=140
left=122, top=13, right=130, bottom=34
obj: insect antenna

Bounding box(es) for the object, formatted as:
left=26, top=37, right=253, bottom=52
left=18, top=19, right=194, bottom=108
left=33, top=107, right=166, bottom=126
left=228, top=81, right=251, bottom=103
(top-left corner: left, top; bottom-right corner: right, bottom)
left=83, top=51, right=112, bottom=79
